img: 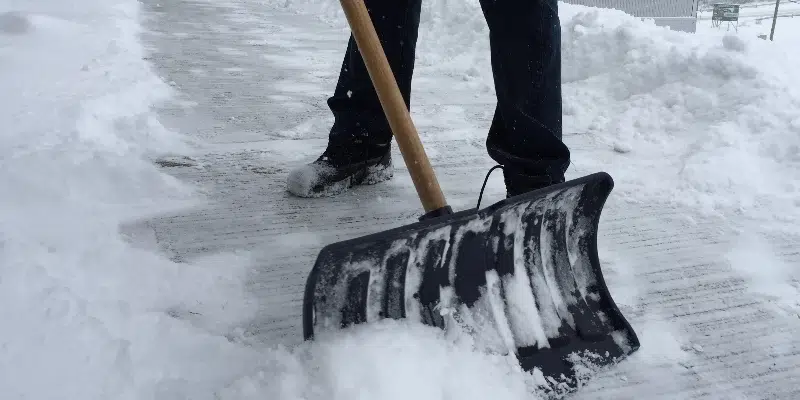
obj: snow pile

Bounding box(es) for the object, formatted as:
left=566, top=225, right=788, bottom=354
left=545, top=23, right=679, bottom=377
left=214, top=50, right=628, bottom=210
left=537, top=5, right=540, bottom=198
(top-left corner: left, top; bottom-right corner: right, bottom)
left=219, top=320, right=549, bottom=400
left=0, top=1, right=260, bottom=398
left=558, top=7, right=800, bottom=222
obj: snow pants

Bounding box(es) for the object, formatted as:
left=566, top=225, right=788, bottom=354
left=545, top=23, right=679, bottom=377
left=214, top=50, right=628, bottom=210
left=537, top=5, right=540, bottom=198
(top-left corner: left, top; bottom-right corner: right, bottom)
left=326, top=0, right=570, bottom=182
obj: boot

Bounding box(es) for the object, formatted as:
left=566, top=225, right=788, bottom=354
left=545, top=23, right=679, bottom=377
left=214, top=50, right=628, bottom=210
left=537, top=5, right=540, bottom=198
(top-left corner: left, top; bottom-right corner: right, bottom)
left=287, top=137, right=393, bottom=198
left=504, top=167, right=565, bottom=198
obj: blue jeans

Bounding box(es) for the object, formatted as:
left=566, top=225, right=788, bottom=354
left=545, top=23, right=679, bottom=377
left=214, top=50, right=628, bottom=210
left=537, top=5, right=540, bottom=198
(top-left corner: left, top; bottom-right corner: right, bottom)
left=326, top=0, right=570, bottom=183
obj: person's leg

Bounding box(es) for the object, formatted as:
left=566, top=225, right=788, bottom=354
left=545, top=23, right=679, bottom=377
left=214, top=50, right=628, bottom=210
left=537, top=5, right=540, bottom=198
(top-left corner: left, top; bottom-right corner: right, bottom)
left=287, top=0, right=422, bottom=198
left=478, top=0, right=571, bottom=197
left=327, top=0, right=422, bottom=147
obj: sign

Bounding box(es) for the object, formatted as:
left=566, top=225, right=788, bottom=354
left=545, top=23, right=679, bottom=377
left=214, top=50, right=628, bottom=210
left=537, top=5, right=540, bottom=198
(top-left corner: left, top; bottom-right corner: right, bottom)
left=712, top=4, right=740, bottom=22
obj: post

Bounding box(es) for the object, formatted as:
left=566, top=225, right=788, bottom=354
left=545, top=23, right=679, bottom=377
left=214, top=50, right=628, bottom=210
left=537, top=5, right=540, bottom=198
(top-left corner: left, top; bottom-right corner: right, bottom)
left=770, top=0, right=781, bottom=41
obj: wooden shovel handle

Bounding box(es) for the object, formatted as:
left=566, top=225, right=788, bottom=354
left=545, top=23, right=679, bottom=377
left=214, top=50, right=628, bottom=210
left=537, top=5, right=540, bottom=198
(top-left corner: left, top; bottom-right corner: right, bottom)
left=338, top=0, right=448, bottom=213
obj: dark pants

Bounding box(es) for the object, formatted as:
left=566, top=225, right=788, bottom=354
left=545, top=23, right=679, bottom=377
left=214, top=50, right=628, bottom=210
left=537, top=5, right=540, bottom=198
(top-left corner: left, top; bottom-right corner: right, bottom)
left=326, top=0, right=570, bottom=182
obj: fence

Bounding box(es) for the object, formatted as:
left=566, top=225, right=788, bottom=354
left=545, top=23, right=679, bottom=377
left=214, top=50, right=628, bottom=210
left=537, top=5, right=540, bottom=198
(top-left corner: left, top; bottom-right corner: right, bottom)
left=562, top=0, right=701, bottom=32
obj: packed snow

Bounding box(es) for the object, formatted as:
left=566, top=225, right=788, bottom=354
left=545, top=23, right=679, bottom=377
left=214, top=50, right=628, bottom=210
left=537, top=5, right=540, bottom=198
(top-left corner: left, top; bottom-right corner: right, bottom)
left=2, top=0, right=798, bottom=399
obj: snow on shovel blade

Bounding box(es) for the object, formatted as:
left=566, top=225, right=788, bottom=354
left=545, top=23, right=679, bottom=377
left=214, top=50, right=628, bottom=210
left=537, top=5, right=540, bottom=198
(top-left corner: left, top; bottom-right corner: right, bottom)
left=302, top=172, right=640, bottom=390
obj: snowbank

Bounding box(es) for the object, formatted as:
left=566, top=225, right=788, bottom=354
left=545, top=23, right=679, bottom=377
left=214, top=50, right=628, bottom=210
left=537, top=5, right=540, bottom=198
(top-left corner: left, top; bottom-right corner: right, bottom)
left=558, top=7, right=800, bottom=221
left=0, top=1, right=259, bottom=398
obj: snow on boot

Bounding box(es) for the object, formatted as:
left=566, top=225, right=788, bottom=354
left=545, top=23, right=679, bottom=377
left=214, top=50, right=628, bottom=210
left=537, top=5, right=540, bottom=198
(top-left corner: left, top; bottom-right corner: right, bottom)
left=287, top=140, right=393, bottom=198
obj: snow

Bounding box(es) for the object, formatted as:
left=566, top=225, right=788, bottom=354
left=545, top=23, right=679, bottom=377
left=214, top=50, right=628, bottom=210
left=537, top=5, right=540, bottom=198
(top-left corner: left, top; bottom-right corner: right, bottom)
left=275, top=0, right=800, bottom=222
left=557, top=8, right=800, bottom=222
left=727, top=232, right=800, bottom=314
left=0, top=1, right=259, bottom=398
left=286, top=153, right=394, bottom=197
left=217, top=319, right=550, bottom=400
left=2, top=0, right=799, bottom=399
left=501, top=206, right=550, bottom=348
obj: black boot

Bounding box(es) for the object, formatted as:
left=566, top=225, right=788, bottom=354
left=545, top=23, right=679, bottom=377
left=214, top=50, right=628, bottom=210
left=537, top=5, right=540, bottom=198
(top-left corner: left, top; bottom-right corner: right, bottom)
left=286, top=137, right=393, bottom=198
left=504, top=167, right=565, bottom=198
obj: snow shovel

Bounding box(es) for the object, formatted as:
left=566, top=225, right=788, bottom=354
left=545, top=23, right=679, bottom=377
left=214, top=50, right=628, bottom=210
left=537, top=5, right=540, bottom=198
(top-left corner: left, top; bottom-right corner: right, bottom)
left=302, top=0, right=640, bottom=391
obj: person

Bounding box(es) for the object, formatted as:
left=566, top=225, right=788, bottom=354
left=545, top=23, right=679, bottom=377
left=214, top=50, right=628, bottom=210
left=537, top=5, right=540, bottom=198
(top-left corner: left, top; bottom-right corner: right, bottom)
left=287, top=0, right=570, bottom=199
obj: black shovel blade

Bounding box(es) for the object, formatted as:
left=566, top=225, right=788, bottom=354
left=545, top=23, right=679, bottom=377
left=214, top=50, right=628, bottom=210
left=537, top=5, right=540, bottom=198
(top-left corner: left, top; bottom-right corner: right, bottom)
left=302, top=172, right=639, bottom=390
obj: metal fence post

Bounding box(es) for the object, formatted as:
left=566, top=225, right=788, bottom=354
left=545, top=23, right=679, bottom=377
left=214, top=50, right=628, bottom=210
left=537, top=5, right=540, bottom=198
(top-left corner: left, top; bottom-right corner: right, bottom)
left=770, top=0, right=781, bottom=41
